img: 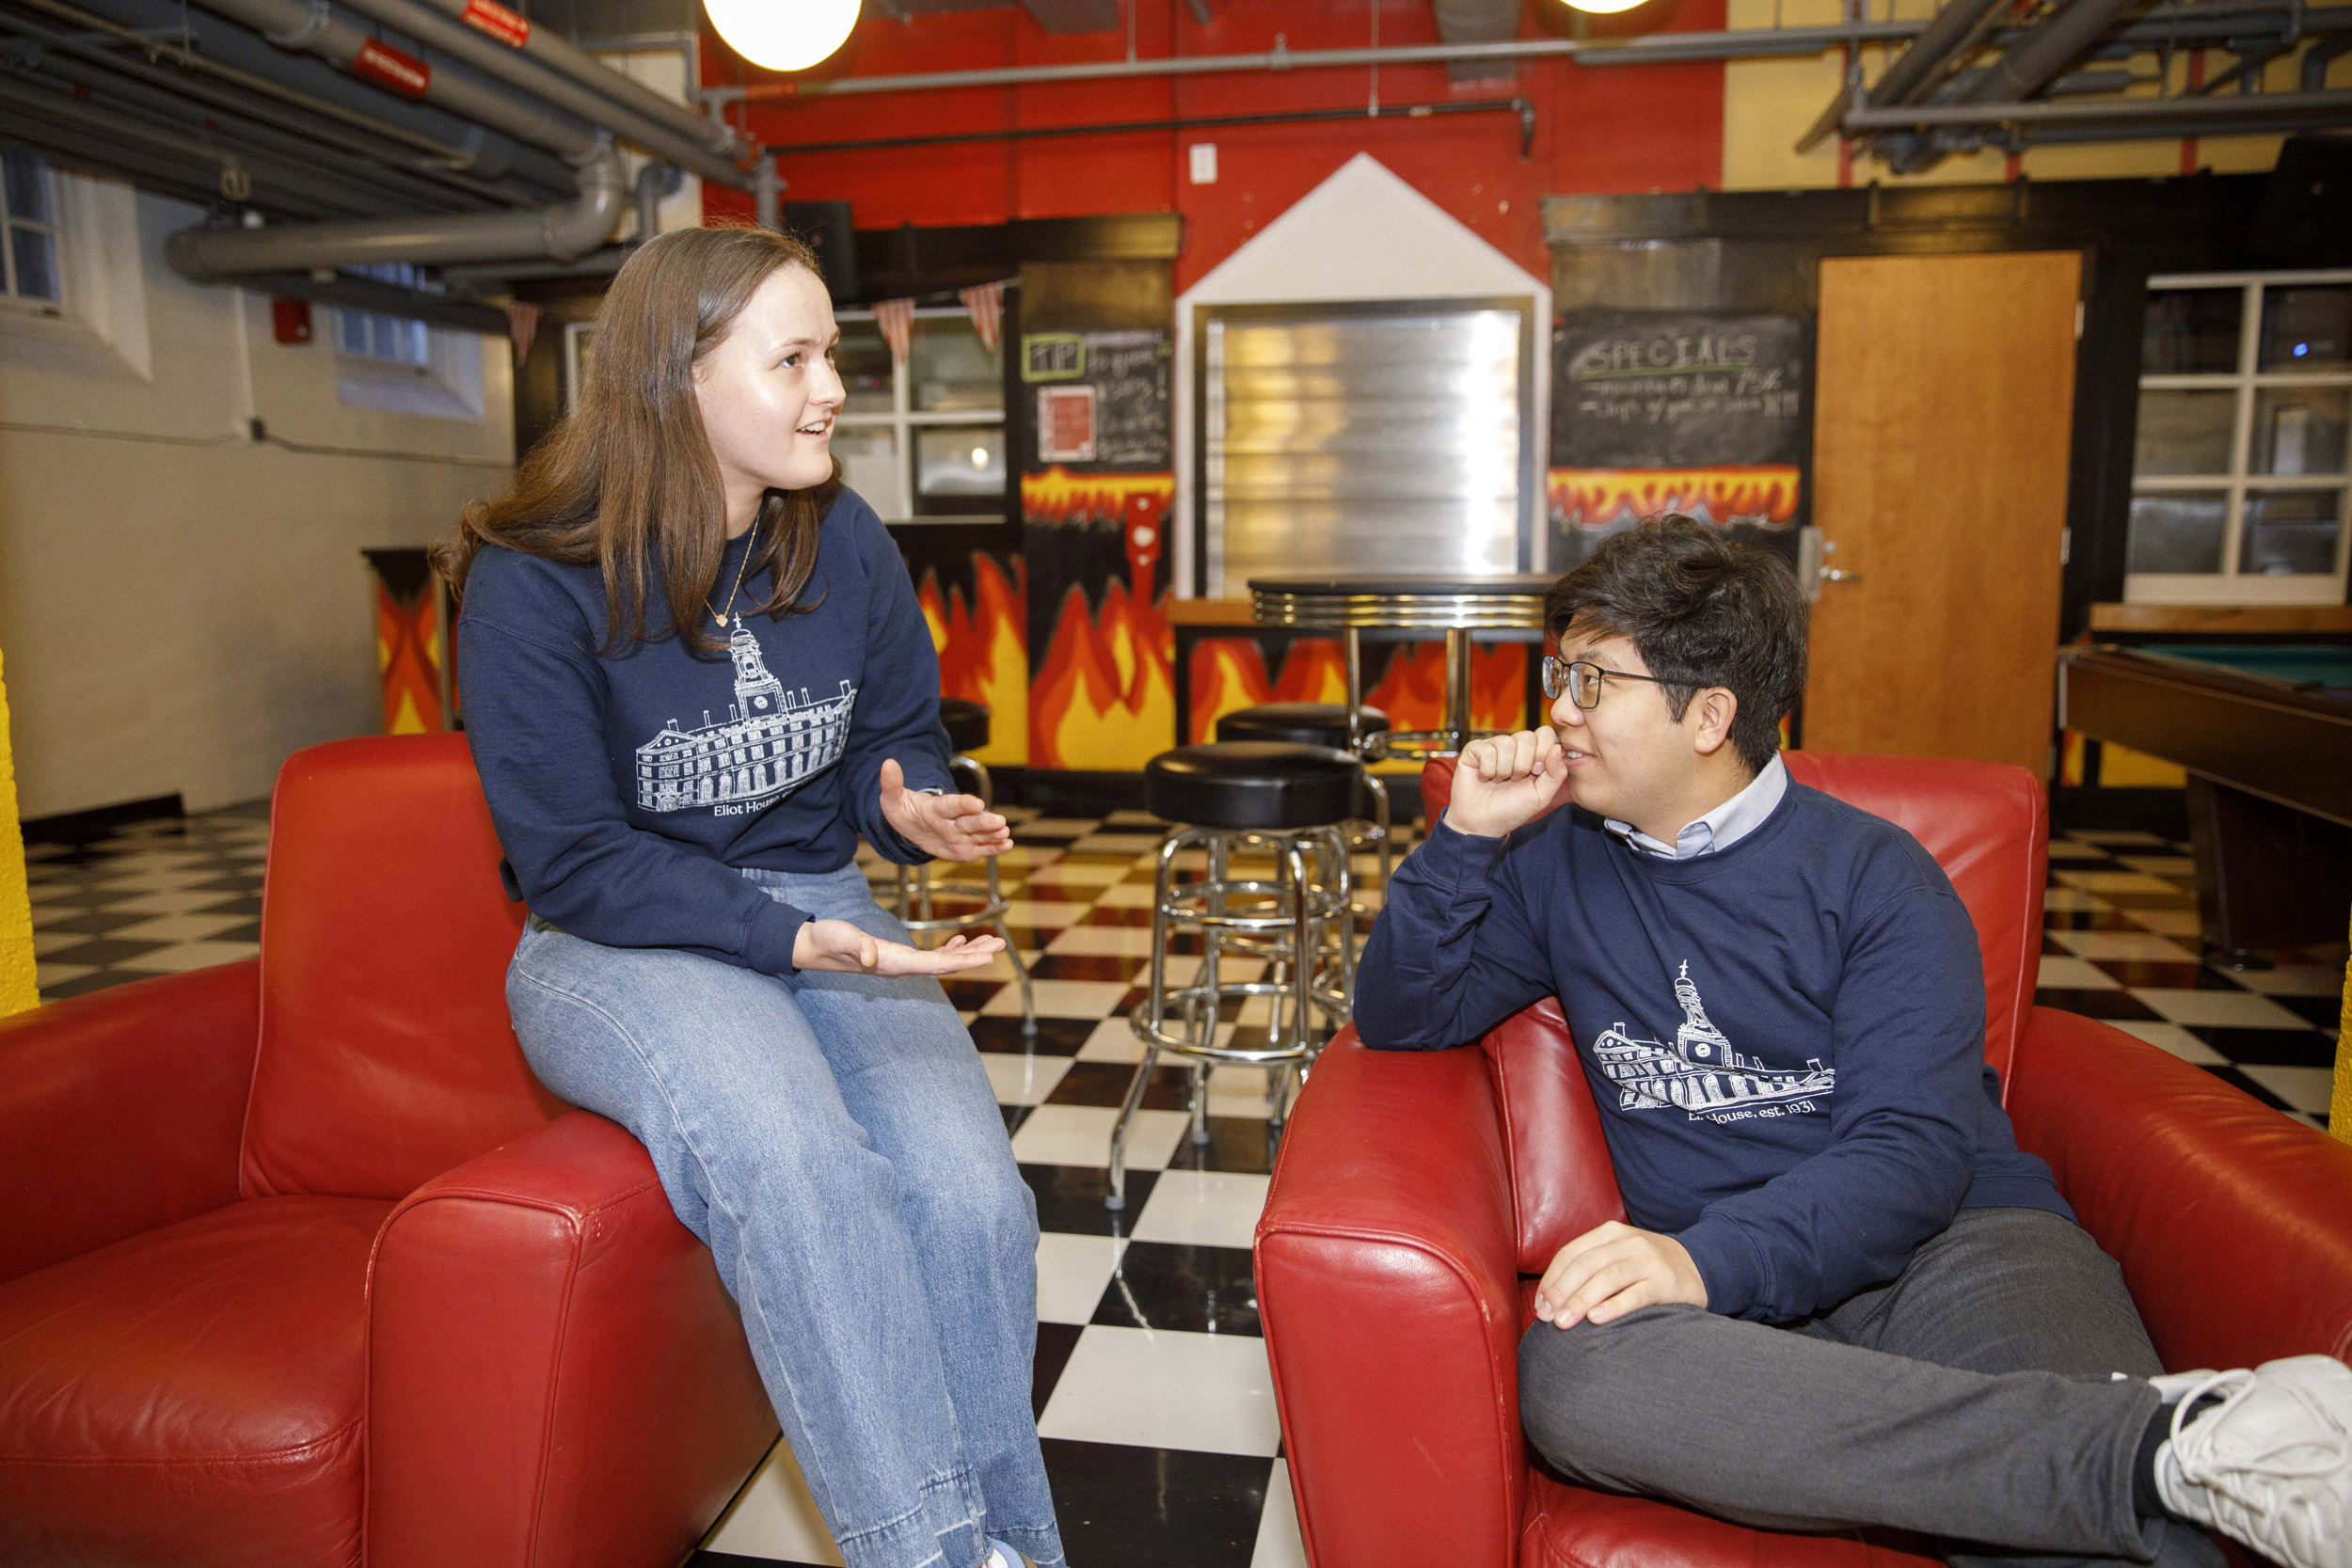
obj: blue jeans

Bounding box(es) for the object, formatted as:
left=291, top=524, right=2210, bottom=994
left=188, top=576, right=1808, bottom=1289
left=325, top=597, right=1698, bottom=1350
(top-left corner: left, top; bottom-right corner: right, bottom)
left=506, top=862, right=1065, bottom=1568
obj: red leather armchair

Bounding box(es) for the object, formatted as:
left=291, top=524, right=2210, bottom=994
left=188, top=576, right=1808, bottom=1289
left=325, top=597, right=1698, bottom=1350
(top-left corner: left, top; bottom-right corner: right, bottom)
left=0, top=736, right=776, bottom=1568
left=1256, top=752, right=2352, bottom=1568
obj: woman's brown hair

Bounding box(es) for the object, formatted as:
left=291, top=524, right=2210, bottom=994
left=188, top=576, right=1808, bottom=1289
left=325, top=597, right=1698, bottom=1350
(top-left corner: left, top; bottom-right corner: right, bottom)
left=436, top=223, right=841, bottom=655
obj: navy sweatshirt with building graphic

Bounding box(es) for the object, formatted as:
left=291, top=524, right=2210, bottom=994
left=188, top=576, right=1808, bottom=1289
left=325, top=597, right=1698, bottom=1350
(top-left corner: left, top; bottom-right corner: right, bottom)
left=453, top=488, right=954, bottom=977
left=1354, top=784, right=2070, bottom=1323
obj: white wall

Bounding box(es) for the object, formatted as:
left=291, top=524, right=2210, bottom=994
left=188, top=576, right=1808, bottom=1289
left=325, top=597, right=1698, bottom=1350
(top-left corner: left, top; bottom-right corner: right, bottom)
left=0, top=176, right=512, bottom=818
left=1172, top=152, right=1552, bottom=596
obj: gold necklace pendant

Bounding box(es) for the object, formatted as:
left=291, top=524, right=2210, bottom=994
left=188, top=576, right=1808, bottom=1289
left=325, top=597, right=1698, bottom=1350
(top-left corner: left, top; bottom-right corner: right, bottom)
left=707, top=522, right=758, bottom=630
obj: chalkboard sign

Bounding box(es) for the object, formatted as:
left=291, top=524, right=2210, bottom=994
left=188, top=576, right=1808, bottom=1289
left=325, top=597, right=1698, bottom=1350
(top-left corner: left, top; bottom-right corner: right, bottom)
left=1549, top=309, right=1810, bottom=564
left=1021, top=328, right=1170, bottom=470
left=1553, top=309, right=1808, bottom=468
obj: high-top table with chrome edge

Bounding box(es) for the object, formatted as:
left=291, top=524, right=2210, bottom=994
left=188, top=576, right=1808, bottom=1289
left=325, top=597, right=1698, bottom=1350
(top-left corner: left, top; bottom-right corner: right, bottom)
left=1248, top=572, right=1554, bottom=758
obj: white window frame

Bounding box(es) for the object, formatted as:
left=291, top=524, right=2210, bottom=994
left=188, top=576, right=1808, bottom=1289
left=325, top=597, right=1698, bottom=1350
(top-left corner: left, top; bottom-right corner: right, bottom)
left=834, top=305, right=1005, bottom=527
left=2128, top=269, right=2352, bottom=606
left=0, top=152, right=62, bottom=312
left=331, top=323, right=485, bottom=420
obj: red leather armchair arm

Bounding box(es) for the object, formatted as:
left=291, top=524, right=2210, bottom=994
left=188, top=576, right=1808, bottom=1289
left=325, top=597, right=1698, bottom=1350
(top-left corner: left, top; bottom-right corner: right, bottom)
left=1256, top=1029, right=1526, bottom=1568
left=2007, top=1006, right=2352, bottom=1372
left=0, top=960, right=259, bottom=1285
left=365, top=1110, right=779, bottom=1568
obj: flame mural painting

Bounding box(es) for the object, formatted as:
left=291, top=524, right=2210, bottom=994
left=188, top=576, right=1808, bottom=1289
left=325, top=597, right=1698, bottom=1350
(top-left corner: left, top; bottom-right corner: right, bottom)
left=1189, top=636, right=1529, bottom=746
left=915, top=552, right=1028, bottom=767
left=1548, top=465, right=1802, bottom=535
left=365, top=548, right=449, bottom=734
left=1022, top=467, right=1176, bottom=771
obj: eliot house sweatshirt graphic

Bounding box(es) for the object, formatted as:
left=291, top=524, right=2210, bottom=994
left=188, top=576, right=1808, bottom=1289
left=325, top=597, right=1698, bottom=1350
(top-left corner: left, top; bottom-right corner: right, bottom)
left=1597, top=961, right=1836, bottom=1122
left=1354, top=783, right=2070, bottom=1323
left=454, top=489, right=955, bottom=978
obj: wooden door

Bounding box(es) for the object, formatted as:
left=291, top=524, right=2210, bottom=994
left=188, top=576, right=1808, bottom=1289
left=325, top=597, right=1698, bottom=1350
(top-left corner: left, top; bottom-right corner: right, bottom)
left=1804, top=251, right=2081, bottom=774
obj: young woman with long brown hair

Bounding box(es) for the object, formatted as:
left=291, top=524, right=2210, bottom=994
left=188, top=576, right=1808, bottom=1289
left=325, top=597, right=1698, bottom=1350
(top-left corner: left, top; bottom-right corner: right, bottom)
left=441, top=225, right=1066, bottom=1568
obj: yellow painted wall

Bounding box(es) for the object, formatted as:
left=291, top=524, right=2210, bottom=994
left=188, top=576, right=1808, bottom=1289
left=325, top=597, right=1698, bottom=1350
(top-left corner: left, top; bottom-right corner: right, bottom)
left=1722, top=0, right=2347, bottom=191
left=0, top=649, right=40, bottom=1017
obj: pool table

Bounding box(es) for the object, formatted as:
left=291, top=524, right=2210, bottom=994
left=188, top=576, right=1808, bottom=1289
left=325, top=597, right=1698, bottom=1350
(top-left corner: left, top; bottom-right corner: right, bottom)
left=2058, top=642, right=2352, bottom=959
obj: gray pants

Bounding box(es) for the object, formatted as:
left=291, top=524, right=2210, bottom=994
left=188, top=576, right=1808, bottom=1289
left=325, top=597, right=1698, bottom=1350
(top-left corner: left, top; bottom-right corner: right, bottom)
left=1518, top=1208, right=2223, bottom=1567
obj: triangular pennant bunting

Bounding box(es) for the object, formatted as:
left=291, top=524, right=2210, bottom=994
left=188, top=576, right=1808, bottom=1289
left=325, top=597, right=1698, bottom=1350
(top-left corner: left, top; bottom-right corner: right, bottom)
left=873, top=297, right=914, bottom=366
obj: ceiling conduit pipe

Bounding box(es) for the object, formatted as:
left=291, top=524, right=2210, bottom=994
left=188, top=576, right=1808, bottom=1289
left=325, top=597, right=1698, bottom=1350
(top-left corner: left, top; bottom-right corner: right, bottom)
left=0, top=8, right=521, bottom=207
left=2303, top=28, right=2352, bottom=85
left=1883, top=0, right=2148, bottom=170
left=1794, top=0, right=2010, bottom=152
left=164, top=136, right=627, bottom=280
left=190, top=0, right=603, bottom=162
left=395, top=0, right=749, bottom=162
left=320, top=0, right=747, bottom=184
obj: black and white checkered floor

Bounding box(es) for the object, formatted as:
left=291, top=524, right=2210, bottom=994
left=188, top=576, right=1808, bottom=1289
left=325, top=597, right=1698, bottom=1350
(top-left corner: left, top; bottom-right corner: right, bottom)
left=22, top=802, right=2344, bottom=1568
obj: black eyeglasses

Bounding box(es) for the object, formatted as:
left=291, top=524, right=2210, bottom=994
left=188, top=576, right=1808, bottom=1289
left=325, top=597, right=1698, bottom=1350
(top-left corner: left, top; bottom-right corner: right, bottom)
left=1541, top=655, right=1686, bottom=711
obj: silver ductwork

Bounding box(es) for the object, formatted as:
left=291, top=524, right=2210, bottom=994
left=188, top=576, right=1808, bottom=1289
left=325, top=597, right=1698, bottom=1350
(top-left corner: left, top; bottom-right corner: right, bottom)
left=397, top=0, right=749, bottom=162
left=323, top=0, right=745, bottom=185
left=192, top=0, right=599, bottom=162
left=165, top=139, right=627, bottom=281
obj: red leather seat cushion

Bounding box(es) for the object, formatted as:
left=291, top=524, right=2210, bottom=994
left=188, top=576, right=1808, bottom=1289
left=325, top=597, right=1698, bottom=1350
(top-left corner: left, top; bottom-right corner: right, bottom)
left=1520, top=1470, right=1945, bottom=1568
left=0, top=1196, right=390, bottom=1568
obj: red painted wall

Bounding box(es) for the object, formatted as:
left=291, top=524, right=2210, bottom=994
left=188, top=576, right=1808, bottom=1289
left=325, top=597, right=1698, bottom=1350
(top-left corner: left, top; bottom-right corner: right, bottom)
left=703, top=0, right=1725, bottom=290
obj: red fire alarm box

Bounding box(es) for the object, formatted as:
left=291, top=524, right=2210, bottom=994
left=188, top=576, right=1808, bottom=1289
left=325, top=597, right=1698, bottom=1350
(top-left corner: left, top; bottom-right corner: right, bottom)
left=272, top=296, right=313, bottom=344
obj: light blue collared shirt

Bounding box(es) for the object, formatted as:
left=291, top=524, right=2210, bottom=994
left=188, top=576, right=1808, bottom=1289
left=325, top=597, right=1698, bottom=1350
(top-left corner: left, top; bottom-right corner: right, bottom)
left=1605, top=752, right=1788, bottom=860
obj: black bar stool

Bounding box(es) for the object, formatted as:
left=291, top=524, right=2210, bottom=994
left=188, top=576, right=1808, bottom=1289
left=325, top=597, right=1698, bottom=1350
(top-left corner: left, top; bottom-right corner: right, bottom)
left=896, top=698, right=1035, bottom=1038
left=1107, top=741, right=1358, bottom=1210
left=1214, top=702, right=1395, bottom=891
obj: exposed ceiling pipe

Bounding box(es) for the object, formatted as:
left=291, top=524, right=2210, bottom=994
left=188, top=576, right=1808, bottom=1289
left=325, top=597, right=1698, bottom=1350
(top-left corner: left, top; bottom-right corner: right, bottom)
left=1960, top=0, right=2149, bottom=105
left=7, top=0, right=478, bottom=171
left=0, top=5, right=523, bottom=208
left=1842, top=84, right=2352, bottom=128
left=321, top=0, right=747, bottom=184
left=2302, top=29, right=2352, bottom=84
left=395, top=0, right=748, bottom=162
left=698, top=21, right=1929, bottom=104
left=61, top=0, right=577, bottom=192
left=0, top=74, right=408, bottom=215
left=165, top=137, right=626, bottom=279
left=0, top=101, right=365, bottom=217
left=1794, top=0, right=2009, bottom=152
left=185, top=0, right=602, bottom=164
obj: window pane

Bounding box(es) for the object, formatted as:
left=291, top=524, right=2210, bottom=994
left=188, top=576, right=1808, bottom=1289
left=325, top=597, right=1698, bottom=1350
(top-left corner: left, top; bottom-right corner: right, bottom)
left=910, top=315, right=1001, bottom=412
left=2134, top=388, right=2235, bottom=476
left=403, top=319, right=429, bottom=366
left=2142, top=287, right=2242, bottom=374
left=2127, top=491, right=2228, bottom=575
left=370, top=313, right=397, bottom=360
left=337, top=309, right=368, bottom=356
left=2239, top=488, right=2343, bottom=575
left=8, top=226, right=57, bottom=302
left=833, top=425, right=905, bottom=518
left=914, top=424, right=1004, bottom=514
left=835, top=320, right=893, bottom=414
left=2258, top=285, right=2352, bottom=372
left=2252, top=386, right=2350, bottom=475
left=2, top=151, right=50, bottom=225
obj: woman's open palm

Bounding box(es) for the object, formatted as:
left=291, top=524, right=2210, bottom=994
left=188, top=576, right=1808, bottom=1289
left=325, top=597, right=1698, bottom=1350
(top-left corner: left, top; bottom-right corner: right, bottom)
left=793, top=920, right=1003, bottom=976
left=878, top=757, right=1013, bottom=862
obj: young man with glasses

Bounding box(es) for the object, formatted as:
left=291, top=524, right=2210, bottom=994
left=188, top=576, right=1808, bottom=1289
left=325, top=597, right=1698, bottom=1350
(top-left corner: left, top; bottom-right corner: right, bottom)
left=1354, top=515, right=2348, bottom=1568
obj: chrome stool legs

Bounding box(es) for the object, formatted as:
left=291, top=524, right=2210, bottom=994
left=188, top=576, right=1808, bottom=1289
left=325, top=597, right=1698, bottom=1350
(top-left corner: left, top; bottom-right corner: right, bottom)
left=1106, top=823, right=1354, bottom=1211
left=894, top=752, right=1036, bottom=1038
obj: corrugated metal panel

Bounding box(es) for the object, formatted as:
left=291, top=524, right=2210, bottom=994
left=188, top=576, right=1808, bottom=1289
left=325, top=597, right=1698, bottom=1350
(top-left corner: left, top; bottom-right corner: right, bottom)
left=1204, top=307, right=1523, bottom=595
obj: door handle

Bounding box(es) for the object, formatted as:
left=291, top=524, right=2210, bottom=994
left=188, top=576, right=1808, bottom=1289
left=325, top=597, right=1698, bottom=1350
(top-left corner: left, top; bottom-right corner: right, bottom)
left=1819, top=567, right=1865, bottom=584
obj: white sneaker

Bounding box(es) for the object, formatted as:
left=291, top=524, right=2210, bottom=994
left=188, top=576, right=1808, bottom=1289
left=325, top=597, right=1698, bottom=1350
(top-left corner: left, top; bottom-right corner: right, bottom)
left=2153, top=1354, right=2352, bottom=1568
left=982, top=1541, right=1030, bottom=1568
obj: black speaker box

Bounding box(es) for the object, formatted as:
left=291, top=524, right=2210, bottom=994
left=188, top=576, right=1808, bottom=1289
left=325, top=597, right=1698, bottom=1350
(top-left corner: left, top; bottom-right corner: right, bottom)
left=2249, top=135, right=2352, bottom=265
left=781, top=200, right=859, bottom=304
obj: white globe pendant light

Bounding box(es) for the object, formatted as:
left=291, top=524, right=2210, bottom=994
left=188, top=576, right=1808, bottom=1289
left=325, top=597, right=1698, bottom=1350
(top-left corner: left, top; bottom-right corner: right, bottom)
left=705, top=0, right=860, bottom=71
left=1561, top=0, right=1647, bottom=13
